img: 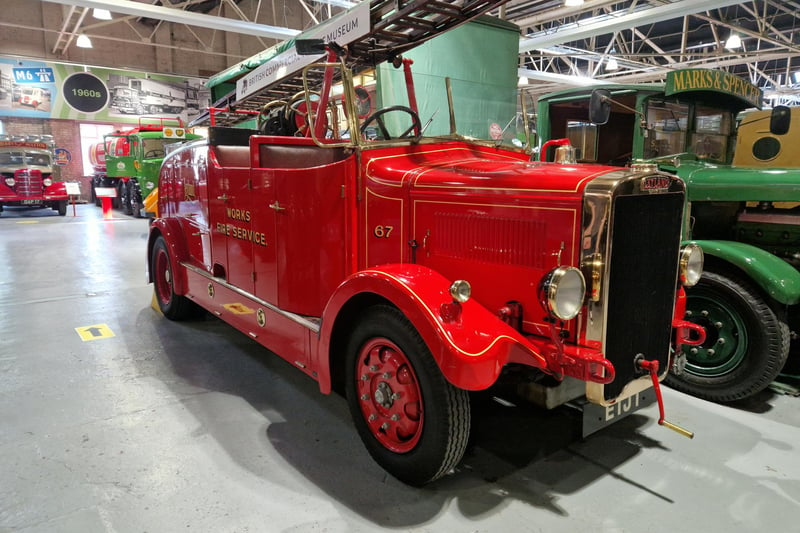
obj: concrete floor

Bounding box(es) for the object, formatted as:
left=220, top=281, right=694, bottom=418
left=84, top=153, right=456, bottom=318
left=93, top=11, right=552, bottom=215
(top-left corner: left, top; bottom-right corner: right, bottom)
left=1, top=203, right=799, bottom=533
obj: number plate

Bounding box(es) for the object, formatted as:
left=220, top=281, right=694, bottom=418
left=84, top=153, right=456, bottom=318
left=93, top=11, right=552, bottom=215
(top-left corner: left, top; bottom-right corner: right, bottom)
left=581, top=389, right=656, bottom=437
left=21, top=199, right=39, bottom=205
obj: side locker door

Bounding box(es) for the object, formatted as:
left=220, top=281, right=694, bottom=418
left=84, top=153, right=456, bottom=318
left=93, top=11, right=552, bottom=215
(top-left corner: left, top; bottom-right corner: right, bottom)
left=274, top=158, right=349, bottom=317
left=221, top=167, right=254, bottom=293
left=207, top=153, right=229, bottom=275
left=251, top=166, right=278, bottom=305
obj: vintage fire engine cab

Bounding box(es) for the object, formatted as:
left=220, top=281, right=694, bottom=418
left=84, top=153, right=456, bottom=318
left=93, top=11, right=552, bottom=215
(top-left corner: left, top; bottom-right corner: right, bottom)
left=148, top=6, right=704, bottom=485
left=0, top=134, right=68, bottom=216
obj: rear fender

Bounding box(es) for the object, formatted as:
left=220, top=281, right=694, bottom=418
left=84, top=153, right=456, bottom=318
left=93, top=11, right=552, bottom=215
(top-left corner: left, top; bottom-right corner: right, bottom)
left=317, top=264, right=550, bottom=394
left=147, top=218, right=189, bottom=294
left=693, top=239, right=800, bottom=305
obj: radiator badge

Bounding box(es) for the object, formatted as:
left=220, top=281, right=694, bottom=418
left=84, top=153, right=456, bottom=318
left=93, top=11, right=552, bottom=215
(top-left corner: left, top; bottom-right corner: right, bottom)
left=641, top=175, right=671, bottom=193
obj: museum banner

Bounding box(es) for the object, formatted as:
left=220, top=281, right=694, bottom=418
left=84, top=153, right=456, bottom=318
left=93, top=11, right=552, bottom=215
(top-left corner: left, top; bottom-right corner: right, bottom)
left=0, top=57, right=209, bottom=123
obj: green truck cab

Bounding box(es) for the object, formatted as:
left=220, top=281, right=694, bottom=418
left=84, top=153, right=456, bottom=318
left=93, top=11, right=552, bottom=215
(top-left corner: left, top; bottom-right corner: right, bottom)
left=537, top=69, right=798, bottom=402
left=103, top=117, right=202, bottom=217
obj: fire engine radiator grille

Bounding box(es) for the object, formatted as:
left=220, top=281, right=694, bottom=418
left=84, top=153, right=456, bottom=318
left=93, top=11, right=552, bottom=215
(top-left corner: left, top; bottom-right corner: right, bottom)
left=434, top=212, right=547, bottom=268
left=602, top=192, right=684, bottom=400
left=16, top=173, right=43, bottom=197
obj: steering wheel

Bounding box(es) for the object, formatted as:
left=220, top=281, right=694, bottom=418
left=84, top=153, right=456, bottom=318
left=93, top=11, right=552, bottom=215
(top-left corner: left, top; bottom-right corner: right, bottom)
left=144, top=150, right=165, bottom=158
left=360, top=106, right=421, bottom=141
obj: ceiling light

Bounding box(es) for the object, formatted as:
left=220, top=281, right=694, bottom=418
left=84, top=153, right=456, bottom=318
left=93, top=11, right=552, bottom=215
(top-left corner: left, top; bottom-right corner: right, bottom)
left=93, top=8, right=112, bottom=20
left=564, top=0, right=585, bottom=6
left=76, top=34, right=93, bottom=48
left=518, top=76, right=529, bottom=86
left=606, top=57, right=619, bottom=71
left=725, top=34, right=742, bottom=50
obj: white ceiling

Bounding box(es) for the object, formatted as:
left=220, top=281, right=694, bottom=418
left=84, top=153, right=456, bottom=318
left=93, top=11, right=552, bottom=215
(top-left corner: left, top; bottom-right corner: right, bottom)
left=6, top=0, right=800, bottom=104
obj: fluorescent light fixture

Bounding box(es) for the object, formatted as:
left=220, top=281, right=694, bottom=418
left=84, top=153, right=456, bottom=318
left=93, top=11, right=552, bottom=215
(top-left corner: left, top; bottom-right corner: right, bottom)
left=76, top=34, right=93, bottom=48
left=725, top=34, right=742, bottom=50
left=793, top=72, right=800, bottom=84
left=93, top=8, right=112, bottom=20
left=606, top=57, right=619, bottom=71
left=564, top=0, right=585, bottom=6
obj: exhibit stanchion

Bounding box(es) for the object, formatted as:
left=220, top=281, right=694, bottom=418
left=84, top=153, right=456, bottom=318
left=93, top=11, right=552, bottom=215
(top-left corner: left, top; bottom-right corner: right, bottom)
left=94, top=187, right=117, bottom=219
left=65, top=182, right=81, bottom=217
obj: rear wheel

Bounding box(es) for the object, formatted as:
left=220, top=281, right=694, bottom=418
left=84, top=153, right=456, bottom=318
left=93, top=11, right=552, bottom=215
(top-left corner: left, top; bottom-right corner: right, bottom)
left=151, top=236, right=196, bottom=320
left=666, top=270, right=790, bottom=402
left=131, top=183, right=145, bottom=218
left=345, top=305, right=470, bottom=486
left=121, top=181, right=133, bottom=215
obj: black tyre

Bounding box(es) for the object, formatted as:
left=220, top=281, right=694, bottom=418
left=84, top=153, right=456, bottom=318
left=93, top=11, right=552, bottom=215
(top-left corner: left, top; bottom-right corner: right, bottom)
left=56, top=200, right=67, bottom=216
left=666, top=270, right=790, bottom=402
left=131, top=184, right=145, bottom=219
left=150, top=236, right=196, bottom=320
left=121, top=181, right=133, bottom=215
left=112, top=181, right=123, bottom=210
left=345, top=305, right=470, bottom=486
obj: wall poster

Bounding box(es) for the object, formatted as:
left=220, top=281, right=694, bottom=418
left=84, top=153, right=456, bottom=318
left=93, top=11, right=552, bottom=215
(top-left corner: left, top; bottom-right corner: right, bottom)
left=0, top=57, right=210, bottom=124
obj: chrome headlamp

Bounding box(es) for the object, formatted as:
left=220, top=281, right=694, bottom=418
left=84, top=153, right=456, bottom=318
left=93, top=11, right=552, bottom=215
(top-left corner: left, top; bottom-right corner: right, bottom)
left=4, top=177, right=15, bottom=187
left=539, top=266, right=586, bottom=320
left=679, top=243, right=704, bottom=286
left=449, top=279, right=471, bottom=303
left=42, top=177, right=53, bottom=187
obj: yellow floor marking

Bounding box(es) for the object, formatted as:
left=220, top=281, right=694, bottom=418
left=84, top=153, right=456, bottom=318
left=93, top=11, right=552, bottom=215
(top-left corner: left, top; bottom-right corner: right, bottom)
left=75, top=324, right=115, bottom=341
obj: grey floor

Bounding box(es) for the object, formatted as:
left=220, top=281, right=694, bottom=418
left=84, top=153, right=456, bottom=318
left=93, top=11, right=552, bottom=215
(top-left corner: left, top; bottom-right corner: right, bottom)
left=1, top=203, right=799, bottom=533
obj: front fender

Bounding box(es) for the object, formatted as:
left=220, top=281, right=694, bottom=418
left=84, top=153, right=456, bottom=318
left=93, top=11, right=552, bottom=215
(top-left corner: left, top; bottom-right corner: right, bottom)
left=147, top=217, right=190, bottom=294
left=318, top=264, right=550, bottom=393
left=692, top=239, right=800, bottom=305
left=44, top=182, right=68, bottom=199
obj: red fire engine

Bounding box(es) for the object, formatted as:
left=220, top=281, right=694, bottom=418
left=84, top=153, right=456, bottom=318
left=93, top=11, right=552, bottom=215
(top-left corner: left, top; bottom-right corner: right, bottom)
left=149, top=2, right=705, bottom=485
left=0, top=135, right=68, bottom=216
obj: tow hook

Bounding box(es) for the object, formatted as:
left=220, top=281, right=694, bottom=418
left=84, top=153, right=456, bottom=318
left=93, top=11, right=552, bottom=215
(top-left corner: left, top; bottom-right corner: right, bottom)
left=636, top=357, right=694, bottom=439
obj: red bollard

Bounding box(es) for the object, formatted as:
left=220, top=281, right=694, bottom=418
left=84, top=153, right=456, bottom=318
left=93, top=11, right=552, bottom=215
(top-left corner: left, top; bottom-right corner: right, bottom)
left=101, top=196, right=113, bottom=219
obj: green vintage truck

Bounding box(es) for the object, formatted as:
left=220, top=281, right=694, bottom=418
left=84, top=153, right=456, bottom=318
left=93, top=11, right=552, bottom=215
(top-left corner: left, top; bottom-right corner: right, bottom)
left=101, top=117, right=202, bottom=217
left=537, top=69, right=799, bottom=402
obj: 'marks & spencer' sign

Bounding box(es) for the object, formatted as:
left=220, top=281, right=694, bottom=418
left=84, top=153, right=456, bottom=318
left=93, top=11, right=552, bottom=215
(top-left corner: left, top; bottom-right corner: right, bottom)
left=665, top=69, right=762, bottom=109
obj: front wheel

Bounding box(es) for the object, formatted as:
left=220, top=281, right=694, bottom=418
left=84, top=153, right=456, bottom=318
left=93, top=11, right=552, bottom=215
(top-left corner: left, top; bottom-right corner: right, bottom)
left=56, top=200, right=67, bottom=216
left=345, top=305, right=470, bottom=486
left=150, top=236, right=196, bottom=320
left=666, top=270, right=790, bottom=402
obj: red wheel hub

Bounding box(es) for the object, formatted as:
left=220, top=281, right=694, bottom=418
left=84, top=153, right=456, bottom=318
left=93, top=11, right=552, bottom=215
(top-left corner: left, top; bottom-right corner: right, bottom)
left=154, top=247, right=172, bottom=306
left=356, top=338, right=423, bottom=453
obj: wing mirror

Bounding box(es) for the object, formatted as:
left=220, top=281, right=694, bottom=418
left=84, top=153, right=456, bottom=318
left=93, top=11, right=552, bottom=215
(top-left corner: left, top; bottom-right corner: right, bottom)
left=589, top=89, right=612, bottom=125
left=769, top=105, right=791, bottom=135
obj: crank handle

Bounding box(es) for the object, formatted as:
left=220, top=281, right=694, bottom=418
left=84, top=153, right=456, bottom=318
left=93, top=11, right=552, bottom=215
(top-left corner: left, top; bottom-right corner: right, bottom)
left=637, top=357, right=694, bottom=439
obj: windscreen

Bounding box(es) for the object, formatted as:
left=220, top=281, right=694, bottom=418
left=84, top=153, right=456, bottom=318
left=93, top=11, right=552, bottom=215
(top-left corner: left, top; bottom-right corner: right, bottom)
left=373, top=70, right=531, bottom=150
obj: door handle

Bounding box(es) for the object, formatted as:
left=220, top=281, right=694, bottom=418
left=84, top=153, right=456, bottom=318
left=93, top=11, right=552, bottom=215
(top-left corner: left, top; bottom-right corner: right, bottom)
left=269, top=201, right=286, bottom=212
left=217, top=194, right=229, bottom=202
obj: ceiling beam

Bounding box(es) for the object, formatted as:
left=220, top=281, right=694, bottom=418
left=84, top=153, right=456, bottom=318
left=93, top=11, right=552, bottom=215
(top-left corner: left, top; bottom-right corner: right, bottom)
left=519, top=0, right=745, bottom=53
left=40, top=0, right=300, bottom=40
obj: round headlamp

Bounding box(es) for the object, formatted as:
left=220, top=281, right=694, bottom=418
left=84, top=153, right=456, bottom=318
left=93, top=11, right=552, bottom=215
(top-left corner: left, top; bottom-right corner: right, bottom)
left=449, top=280, right=471, bottom=303
left=42, top=177, right=52, bottom=187
left=679, top=243, right=704, bottom=287
left=539, top=266, right=586, bottom=320
left=5, top=177, right=15, bottom=187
